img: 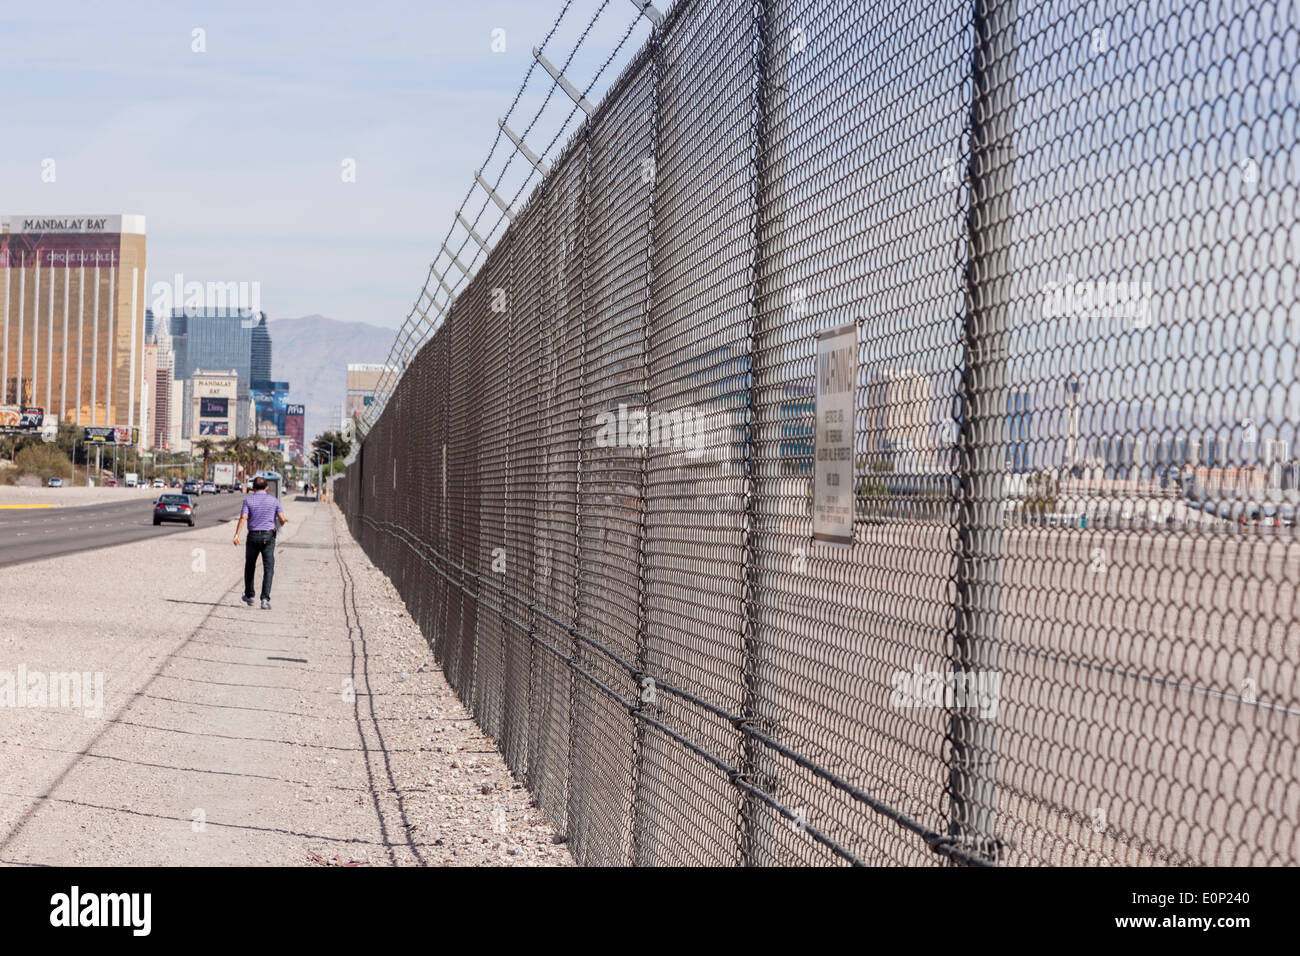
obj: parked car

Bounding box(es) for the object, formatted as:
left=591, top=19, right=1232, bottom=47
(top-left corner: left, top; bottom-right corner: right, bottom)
left=48, top=476, right=64, bottom=488
left=153, top=494, right=196, bottom=527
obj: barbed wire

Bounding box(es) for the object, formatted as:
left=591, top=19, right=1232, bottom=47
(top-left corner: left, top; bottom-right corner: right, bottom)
left=361, top=1, right=662, bottom=437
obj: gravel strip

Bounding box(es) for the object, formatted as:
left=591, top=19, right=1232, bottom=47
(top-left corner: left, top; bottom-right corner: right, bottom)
left=0, top=501, right=572, bottom=866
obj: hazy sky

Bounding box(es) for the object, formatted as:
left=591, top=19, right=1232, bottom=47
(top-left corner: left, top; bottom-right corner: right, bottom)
left=1, top=1, right=654, bottom=331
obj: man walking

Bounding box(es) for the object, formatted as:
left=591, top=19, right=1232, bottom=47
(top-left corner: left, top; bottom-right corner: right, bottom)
left=233, top=476, right=288, bottom=609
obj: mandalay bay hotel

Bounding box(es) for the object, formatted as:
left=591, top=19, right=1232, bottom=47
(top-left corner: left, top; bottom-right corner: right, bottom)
left=0, top=215, right=148, bottom=429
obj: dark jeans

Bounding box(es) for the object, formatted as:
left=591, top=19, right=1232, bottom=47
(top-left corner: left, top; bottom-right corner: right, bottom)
left=244, top=531, right=276, bottom=600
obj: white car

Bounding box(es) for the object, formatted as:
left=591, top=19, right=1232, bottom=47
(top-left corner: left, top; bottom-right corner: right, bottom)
left=152, top=478, right=165, bottom=488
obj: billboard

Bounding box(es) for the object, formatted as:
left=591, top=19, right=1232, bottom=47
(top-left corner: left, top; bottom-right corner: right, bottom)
left=251, top=382, right=290, bottom=437
left=285, top=403, right=305, bottom=460
left=83, top=426, right=139, bottom=445
left=199, top=420, right=230, bottom=436
left=0, top=406, right=44, bottom=434
left=200, top=396, right=229, bottom=418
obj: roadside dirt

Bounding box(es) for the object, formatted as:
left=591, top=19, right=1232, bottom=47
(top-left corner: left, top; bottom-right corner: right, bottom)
left=0, top=501, right=572, bottom=866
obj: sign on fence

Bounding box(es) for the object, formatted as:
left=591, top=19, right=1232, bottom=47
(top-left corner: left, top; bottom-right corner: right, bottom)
left=813, top=326, right=857, bottom=545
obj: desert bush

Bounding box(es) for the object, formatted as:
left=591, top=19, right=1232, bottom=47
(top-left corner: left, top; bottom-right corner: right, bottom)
left=14, top=442, right=72, bottom=481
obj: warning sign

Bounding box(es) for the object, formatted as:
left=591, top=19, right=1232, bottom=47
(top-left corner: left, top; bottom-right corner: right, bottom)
left=813, top=325, right=857, bottom=544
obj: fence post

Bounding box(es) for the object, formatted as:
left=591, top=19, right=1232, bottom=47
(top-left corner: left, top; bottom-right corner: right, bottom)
left=630, top=21, right=663, bottom=867
left=738, top=0, right=777, bottom=868
left=950, top=0, right=1016, bottom=863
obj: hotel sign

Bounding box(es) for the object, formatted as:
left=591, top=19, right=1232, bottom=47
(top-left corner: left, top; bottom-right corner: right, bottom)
left=4, top=216, right=121, bottom=233
left=195, top=378, right=236, bottom=394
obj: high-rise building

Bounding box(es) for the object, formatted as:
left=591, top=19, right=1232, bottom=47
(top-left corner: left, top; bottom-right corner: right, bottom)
left=345, top=364, right=390, bottom=432
left=168, top=384, right=186, bottom=453
left=139, top=340, right=158, bottom=450
left=170, top=308, right=271, bottom=437
left=151, top=312, right=174, bottom=450
left=251, top=319, right=271, bottom=384
left=0, top=215, right=147, bottom=426
left=153, top=357, right=173, bottom=450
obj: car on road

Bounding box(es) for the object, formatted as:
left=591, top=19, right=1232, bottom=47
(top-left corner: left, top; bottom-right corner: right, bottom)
left=152, top=477, right=165, bottom=488
left=47, top=476, right=64, bottom=488
left=182, top=480, right=201, bottom=496
left=1240, top=505, right=1281, bottom=529
left=153, top=494, right=196, bottom=527
left=107, top=479, right=117, bottom=487
left=202, top=481, right=218, bottom=495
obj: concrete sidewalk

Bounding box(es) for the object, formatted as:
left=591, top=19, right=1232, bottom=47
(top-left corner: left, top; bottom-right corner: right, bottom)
left=0, top=501, right=571, bottom=866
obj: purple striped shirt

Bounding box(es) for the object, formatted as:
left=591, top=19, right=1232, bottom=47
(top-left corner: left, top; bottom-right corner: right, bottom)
left=240, top=491, right=284, bottom=532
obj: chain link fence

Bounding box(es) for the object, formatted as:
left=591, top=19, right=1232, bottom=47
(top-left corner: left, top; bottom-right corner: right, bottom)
left=336, top=0, right=1300, bottom=865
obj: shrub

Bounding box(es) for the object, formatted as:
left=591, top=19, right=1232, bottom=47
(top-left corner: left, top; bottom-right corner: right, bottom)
left=14, top=443, right=73, bottom=481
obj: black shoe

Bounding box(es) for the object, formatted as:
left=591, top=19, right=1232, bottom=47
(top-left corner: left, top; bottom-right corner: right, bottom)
left=241, top=595, right=255, bottom=606
left=261, top=598, right=271, bottom=610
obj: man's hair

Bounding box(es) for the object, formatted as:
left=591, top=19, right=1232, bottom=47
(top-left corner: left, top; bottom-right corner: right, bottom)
left=253, top=476, right=268, bottom=490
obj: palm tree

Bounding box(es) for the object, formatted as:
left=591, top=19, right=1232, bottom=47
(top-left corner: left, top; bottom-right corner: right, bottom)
left=194, top=439, right=217, bottom=480
left=222, top=436, right=248, bottom=482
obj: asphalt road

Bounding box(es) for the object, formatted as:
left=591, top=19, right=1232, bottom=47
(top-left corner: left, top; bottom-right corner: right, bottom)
left=0, top=493, right=246, bottom=568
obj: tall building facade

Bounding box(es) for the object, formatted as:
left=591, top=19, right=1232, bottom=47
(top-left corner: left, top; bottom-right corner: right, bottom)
left=170, top=308, right=271, bottom=437
left=150, top=309, right=174, bottom=450
left=153, top=356, right=173, bottom=450
left=139, top=341, right=158, bottom=450
left=0, top=215, right=147, bottom=426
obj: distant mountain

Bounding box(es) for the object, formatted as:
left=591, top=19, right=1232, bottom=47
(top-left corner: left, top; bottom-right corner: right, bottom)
left=267, top=315, right=396, bottom=443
